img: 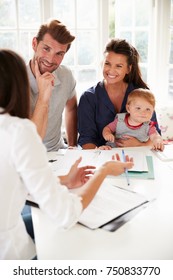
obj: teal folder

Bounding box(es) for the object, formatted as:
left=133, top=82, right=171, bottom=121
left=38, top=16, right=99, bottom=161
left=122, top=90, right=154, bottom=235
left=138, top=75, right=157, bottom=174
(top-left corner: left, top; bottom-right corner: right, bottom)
left=121, top=156, right=154, bottom=180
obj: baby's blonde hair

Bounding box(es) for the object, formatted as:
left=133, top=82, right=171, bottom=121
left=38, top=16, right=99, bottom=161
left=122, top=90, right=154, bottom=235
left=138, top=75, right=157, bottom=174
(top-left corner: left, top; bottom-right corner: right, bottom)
left=127, top=88, right=155, bottom=108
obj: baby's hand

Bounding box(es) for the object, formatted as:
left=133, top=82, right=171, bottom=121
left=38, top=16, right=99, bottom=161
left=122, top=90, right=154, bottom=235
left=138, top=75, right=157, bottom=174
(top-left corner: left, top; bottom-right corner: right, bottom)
left=104, top=134, right=115, bottom=142
left=152, top=139, right=164, bottom=151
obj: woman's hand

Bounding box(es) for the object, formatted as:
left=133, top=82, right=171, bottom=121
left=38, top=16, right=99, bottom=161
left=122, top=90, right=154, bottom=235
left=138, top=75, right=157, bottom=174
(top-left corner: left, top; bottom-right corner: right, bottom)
left=96, top=145, right=112, bottom=150
left=59, top=153, right=133, bottom=190
left=59, top=157, right=96, bottom=189
left=112, top=153, right=133, bottom=162
left=103, top=153, right=134, bottom=176
left=74, top=153, right=134, bottom=209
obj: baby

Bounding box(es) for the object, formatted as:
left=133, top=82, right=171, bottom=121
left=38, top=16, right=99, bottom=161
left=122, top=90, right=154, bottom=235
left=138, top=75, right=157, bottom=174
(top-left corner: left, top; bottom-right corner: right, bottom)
left=102, top=88, right=164, bottom=151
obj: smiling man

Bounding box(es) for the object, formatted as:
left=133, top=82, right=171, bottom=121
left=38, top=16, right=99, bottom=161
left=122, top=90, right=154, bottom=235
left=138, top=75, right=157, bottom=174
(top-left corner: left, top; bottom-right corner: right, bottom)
left=27, top=19, right=77, bottom=151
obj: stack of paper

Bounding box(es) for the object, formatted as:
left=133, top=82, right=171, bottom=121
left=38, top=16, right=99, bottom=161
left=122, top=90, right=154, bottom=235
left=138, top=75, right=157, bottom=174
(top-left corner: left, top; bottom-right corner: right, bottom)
left=78, top=181, right=148, bottom=229
left=49, top=149, right=154, bottom=179
left=50, top=149, right=148, bottom=173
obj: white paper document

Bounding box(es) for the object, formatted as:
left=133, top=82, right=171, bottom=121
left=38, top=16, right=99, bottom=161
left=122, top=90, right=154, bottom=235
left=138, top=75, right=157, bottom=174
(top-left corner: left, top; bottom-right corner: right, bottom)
left=152, top=144, right=173, bottom=161
left=78, top=180, right=148, bottom=229
left=49, top=149, right=148, bottom=176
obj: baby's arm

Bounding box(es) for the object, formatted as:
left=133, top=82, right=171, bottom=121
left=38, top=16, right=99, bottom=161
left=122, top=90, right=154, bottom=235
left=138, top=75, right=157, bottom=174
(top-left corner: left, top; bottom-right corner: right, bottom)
left=150, top=132, right=164, bottom=151
left=102, top=126, right=115, bottom=142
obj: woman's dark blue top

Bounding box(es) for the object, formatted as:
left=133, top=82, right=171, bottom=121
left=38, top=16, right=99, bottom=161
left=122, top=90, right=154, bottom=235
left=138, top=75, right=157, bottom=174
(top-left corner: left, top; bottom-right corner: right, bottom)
left=77, top=81, right=161, bottom=147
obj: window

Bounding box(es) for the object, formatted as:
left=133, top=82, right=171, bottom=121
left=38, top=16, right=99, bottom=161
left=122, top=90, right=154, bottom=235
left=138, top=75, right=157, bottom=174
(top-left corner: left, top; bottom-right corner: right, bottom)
left=0, top=0, right=172, bottom=104
left=112, top=0, right=172, bottom=104
left=0, top=0, right=109, bottom=100
left=169, top=0, right=173, bottom=95
left=115, top=0, right=151, bottom=82
left=0, top=0, right=41, bottom=62
left=51, top=0, right=109, bottom=98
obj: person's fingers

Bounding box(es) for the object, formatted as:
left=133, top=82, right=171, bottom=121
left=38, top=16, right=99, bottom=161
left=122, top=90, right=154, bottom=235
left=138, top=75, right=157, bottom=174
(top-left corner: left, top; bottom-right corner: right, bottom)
left=81, top=165, right=96, bottom=170
left=72, top=157, right=82, bottom=167
left=34, top=59, right=41, bottom=79
left=125, top=155, right=133, bottom=162
left=84, top=170, right=95, bottom=176
left=112, top=153, right=120, bottom=161
left=123, top=161, right=134, bottom=169
left=98, top=145, right=112, bottom=150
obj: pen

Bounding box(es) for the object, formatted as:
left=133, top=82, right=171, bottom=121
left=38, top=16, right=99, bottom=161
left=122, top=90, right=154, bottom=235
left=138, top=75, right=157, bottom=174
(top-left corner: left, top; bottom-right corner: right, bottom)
left=122, top=149, right=130, bottom=186
left=48, top=159, right=57, bottom=163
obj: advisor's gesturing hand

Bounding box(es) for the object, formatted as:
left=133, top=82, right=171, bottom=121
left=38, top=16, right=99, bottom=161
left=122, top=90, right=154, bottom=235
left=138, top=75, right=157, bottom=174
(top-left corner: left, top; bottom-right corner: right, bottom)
left=65, top=157, right=96, bottom=189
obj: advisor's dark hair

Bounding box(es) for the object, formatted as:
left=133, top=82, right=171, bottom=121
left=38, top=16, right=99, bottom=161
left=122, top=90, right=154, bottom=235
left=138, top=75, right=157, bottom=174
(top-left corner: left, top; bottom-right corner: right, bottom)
left=0, top=49, right=30, bottom=118
left=104, top=39, right=149, bottom=89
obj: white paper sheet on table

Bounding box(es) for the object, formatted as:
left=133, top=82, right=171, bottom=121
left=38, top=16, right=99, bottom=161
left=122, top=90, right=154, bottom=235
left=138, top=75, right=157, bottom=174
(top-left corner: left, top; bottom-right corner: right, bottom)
left=78, top=180, right=148, bottom=229
left=152, top=144, right=173, bottom=161
left=49, top=149, right=148, bottom=176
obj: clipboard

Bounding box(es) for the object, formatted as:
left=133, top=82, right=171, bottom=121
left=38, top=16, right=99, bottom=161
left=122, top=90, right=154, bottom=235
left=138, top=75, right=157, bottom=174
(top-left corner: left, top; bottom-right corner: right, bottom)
left=100, top=201, right=149, bottom=232
left=121, top=156, right=154, bottom=180
left=26, top=200, right=39, bottom=208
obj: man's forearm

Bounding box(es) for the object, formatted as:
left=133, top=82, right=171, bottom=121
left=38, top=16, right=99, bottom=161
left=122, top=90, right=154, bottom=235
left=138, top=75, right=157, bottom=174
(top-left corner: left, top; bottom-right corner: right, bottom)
left=66, top=123, right=77, bottom=146
left=31, top=101, right=49, bottom=139
left=65, top=111, right=77, bottom=146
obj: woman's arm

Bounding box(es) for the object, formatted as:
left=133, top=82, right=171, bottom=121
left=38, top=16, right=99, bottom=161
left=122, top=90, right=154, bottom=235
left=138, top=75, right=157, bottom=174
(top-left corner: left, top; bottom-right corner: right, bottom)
left=59, top=156, right=134, bottom=209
